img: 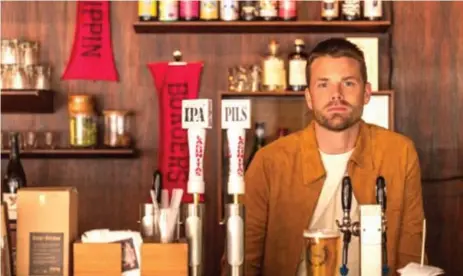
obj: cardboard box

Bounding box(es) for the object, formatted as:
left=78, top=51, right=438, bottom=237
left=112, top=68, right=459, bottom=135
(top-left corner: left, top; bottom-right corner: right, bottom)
left=16, top=187, right=78, bottom=276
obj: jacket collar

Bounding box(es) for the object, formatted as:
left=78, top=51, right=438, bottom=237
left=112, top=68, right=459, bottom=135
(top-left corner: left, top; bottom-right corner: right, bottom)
left=300, top=119, right=375, bottom=185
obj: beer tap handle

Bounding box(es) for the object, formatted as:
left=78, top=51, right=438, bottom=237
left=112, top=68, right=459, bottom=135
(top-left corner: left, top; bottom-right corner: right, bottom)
left=376, top=176, right=386, bottom=212
left=339, top=176, right=352, bottom=276
left=342, top=176, right=352, bottom=214
left=376, top=176, right=389, bottom=276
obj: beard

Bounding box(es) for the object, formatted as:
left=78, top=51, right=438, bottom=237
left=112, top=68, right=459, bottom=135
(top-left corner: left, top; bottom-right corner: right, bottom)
left=313, top=100, right=363, bottom=132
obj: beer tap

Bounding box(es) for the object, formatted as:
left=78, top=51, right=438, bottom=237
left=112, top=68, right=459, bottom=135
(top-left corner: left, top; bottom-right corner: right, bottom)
left=336, top=176, right=359, bottom=276
left=337, top=175, right=388, bottom=276
left=221, top=99, right=251, bottom=276
left=182, top=99, right=212, bottom=276
left=376, top=176, right=389, bottom=276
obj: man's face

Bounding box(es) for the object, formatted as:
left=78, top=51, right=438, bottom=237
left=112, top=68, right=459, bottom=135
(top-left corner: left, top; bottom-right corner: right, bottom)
left=305, top=56, right=371, bottom=132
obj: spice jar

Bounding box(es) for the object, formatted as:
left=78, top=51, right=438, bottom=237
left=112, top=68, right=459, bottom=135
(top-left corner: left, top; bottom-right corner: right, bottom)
left=1, top=64, right=11, bottom=89
left=10, top=64, right=29, bottom=89
left=103, top=110, right=132, bottom=148
left=24, top=65, right=36, bottom=89
left=68, top=95, right=97, bottom=148
left=34, top=65, right=51, bottom=90
left=19, top=41, right=39, bottom=66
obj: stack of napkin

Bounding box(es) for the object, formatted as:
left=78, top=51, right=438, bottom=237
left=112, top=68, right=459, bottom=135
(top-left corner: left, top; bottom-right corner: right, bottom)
left=398, top=262, right=445, bottom=276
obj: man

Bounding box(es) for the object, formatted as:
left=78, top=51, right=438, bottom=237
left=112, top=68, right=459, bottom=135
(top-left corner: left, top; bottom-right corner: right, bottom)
left=223, top=38, right=426, bottom=276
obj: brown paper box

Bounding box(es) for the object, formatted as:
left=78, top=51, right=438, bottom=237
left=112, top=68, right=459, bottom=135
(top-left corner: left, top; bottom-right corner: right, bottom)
left=16, top=187, right=78, bottom=276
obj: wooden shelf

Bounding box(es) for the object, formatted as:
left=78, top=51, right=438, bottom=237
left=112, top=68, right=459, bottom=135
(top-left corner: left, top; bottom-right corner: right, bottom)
left=1, top=89, right=54, bottom=113
left=0, top=148, right=138, bottom=159
left=133, top=20, right=391, bottom=34
left=221, top=90, right=392, bottom=98
left=221, top=91, right=306, bottom=97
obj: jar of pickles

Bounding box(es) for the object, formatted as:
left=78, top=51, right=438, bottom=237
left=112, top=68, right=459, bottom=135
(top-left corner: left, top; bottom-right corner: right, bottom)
left=103, top=110, right=132, bottom=148
left=68, top=95, right=97, bottom=148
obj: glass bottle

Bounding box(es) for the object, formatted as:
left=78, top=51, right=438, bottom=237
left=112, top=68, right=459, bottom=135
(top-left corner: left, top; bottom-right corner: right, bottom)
left=278, top=0, right=297, bottom=21
left=180, top=0, right=200, bottom=21
left=342, top=0, right=361, bottom=21
left=321, top=0, right=339, bottom=21
left=277, top=127, right=289, bottom=138
left=220, top=0, right=239, bottom=21
left=2, top=132, right=27, bottom=223
left=262, top=40, right=286, bottom=92
left=246, top=122, right=266, bottom=171
left=200, top=0, right=219, bottom=21
left=258, top=0, right=278, bottom=21
left=363, top=0, right=382, bottom=20
left=240, top=0, right=258, bottom=21
left=159, top=0, right=179, bottom=21
left=288, top=39, right=308, bottom=92
left=138, top=0, right=158, bottom=21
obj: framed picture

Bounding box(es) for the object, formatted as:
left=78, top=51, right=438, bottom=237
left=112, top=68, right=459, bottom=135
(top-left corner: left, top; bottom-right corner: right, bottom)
left=346, top=37, right=379, bottom=91
left=1, top=203, right=14, bottom=276
left=362, top=91, right=395, bottom=131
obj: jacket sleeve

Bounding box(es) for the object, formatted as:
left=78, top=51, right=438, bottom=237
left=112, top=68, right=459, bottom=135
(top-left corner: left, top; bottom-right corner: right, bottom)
left=243, top=151, right=270, bottom=276
left=396, top=142, right=427, bottom=269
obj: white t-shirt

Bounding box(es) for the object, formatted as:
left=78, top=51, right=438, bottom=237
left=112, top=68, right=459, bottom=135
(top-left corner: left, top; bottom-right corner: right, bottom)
left=297, top=148, right=360, bottom=276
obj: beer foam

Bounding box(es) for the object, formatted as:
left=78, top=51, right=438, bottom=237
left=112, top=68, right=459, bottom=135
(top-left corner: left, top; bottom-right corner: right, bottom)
left=303, top=228, right=340, bottom=238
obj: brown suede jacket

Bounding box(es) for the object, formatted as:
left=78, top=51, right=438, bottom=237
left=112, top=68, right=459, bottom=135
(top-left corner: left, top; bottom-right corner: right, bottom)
left=221, top=120, right=426, bottom=276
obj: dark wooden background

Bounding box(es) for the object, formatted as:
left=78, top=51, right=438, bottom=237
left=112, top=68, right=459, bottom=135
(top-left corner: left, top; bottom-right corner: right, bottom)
left=1, top=1, right=462, bottom=275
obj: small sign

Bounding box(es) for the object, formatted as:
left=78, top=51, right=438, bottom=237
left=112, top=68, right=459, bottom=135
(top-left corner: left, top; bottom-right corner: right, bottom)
left=181, top=99, right=212, bottom=129
left=221, top=99, right=251, bottom=129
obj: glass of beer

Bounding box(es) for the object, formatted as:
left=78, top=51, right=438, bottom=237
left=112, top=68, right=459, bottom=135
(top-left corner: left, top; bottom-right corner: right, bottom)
left=302, top=228, right=340, bottom=276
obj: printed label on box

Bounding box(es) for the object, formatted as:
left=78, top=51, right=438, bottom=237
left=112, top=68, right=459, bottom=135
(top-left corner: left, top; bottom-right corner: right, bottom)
left=29, top=232, right=64, bottom=276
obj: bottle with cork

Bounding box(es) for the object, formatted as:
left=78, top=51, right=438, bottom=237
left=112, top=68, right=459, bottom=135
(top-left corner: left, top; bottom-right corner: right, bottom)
left=261, top=40, right=286, bottom=92
left=288, top=38, right=308, bottom=92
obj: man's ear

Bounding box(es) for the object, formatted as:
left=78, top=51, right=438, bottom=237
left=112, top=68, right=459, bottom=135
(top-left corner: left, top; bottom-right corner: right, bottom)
left=305, top=89, right=313, bottom=110
left=364, top=82, right=372, bottom=105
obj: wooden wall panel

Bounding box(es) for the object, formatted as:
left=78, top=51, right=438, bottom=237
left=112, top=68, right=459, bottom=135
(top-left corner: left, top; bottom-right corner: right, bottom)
left=1, top=2, right=392, bottom=275
left=422, top=181, right=463, bottom=276
left=392, top=2, right=463, bottom=275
